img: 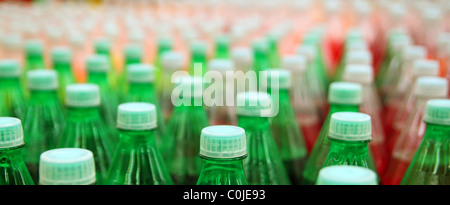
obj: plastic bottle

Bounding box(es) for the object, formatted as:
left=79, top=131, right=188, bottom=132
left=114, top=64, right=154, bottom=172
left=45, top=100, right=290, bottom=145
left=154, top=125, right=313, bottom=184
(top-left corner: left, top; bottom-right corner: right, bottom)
left=302, top=82, right=362, bottom=185
left=51, top=47, right=75, bottom=100
left=22, top=70, right=65, bottom=183
left=105, top=102, right=173, bottom=185
left=0, top=117, right=34, bottom=185
left=282, top=55, right=322, bottom=152
left=323, top=112, right=377, bottom=176
left=252, top=38, right=270, bottom=82
left=0, top=59, right=25, bottom=118
left=383, top=77, right=448, bottom=185
left=343, top=65, right=388, bottom=175
left=237, top=92, right=290, bottom=185
left=189, top=40, right=208, bottom=77
left=24, top=40, right=45, bottom=71
left=215, top=35, right=230, bottom=59
left=316, top=165, right=378, bottom=185
left=159, top=51, right=184, bottom=121
left=401, top=99, right=450, bottom=185
left=196, top=125, right=248, bottom=185
left=162, top=76, right=209, bottom=185
left=39, top=148, right=96, bottom=185
left=119, top=43, right=143, bottom=93
left=58, top=84, right=114, bottom=185
left=263, top=69, right=308, bottom=184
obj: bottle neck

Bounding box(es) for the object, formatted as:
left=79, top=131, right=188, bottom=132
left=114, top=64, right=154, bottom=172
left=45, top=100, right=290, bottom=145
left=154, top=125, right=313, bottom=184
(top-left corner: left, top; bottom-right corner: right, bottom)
left=53, top=61, right=72, bottom=71
left=423, top=123, right=450, bottom=141
left=125, top=57, right=142, bottom=66
left=201, top=156, right=245, bottom=170
left=88, top=72, right=109, bottom=85
left=67, top=107, right=101, bottom=119
left=29, top=90, right=59, bottom=104
left=328, top=139, right=370, bottom=156
left=238, top=115, right=270, bottom=131
left=128, top=82, right=155, bottom=92
left=328, top=103, right=360, bottom=115
left=118, top=129, right=157, bottom=145
left=0, top=145, right=25, bottom=162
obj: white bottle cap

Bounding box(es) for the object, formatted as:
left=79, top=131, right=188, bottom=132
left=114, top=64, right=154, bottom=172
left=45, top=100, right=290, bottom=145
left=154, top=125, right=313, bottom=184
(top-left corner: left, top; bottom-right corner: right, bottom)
left=343, top=64, right=373, bottom=84
left=415, top=77, right=448, bottom=97
left=162, top=51, right=184, bottom=71
left=199, top=125, right=247, bottom=159
left=412, top=59, right=439, bottom=77
left=329, top=112, right=372, bottom=141
left=317, top=165, right=378, bottom=185
left=117, top=102, right=157, bottom=130
left=65, top=84, right=101, bottom=107
left=0, top=117, right=24, bottom=149
left=27, top=70, right=59, bottom=90
left=126, top=64, right=155, bottom=83
left=281, top=55, right=307, bottom=73
left=236, top=92, right=272, bottom=117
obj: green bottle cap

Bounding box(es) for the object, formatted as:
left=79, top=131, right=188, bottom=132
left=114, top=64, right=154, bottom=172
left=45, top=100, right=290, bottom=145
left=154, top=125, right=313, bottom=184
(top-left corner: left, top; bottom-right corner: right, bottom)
left=343, top=64, right=373, bottom=84
left=174, top=76, right=203, bottom=98
left=65, top=84, right=100, bottom=107
left=85, top=55, right=110, bottom=73
left=329, top=112, right=372, bottom=141
left=51, top=47, right=72, bottom=63
left=328, top=82, right=362, bottom=105
left=27, top=70, right=58, bottom=90
left=162, top=51, right=184, bottom=71
left=345, top=50, right=372, bottom=65
left=25, top=40, right=43, bottom=56
left=124, top=43, right=143, bottom=61
left=200, top=125, right=247, bottom=159
left=231, top=47, right=253, bottom=70
left=415, top=77, right=448, bottom=97
left=282, top=55, right=307, bottom=73
left=316, top=165, right=378, bottom=185
left=0, top=117, right=24, bottom=149
left=94, top=38, right=111, bottom=54
left=236, top=91, right=272, bottom=117
left=412, top=59, right=438, bottom=77
left=0, top=59, right=21, bottom=77
left=402, top=45, right=426, bottom=61
left=262, top=69, right=291, bottom=89
left=39, top=148, right=96, bottom=185
left=424, top=99, right=450, bottom=125
left=117, top=102, right=157, bottom=130
left=126, top=64, right=155, bottom=83
left=208, top=59, right=234, bottom=74
left=296, top=45, right=316, bottom=62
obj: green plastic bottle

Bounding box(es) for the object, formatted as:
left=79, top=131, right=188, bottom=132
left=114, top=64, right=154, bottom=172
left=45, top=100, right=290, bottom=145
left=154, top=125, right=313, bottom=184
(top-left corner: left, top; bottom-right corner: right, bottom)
left=301, top=31, right=328, bottom=93
left=237, top=92, right=290, bottom=185
left=58, top=84, right=114, bottom=185
left=155, top=37, right=173, bottom=97
left=119, top=43, right=143, bottom=93
left=22, top=70, right=65, bottom=183
left=51, top=47, right=75, bottom=100
left=215, top=35, right=230, bottom=59
left=196, top=125, right=248, bottom=185
left=0, top=117, right=34, bottom=185
left=94, top=38, right=117, bottom=88
left=159, top=51, right=184, bottom=121
left=316, top=165, right=378, bottom=185
left=189, top=40, right=208, bottom=77
left=24, top=40, right=45, bottom=71
left=162, top=76, right=209, bottom=185
left=334, top=49, right=372, bottom=82
left=86, top=55, right=119, bottom=134
left=105, top=102, right=173, bottom=185
left=39, top=148, right=96, bottom=185
left=263, top=69, right=308, bottom=184
left=323, top=112, right=377, bottom=175
left=401, top=99, right=450, bottom=185
left=0, top=60, right=25, bottom=118
left=252, top=38, right=270, bottom=82
left=266, top=32, right=281, bottom=68
left=302, top=82, right=362, bottom=185
left=124, top=64, right=165, bottom=148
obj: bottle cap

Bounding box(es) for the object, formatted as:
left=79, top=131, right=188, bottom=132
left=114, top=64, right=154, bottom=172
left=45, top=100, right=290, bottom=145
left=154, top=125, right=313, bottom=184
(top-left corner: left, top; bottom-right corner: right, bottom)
left=231, top=47, right=253, bottom=71
left=282, top=55, right=307, bottom=73
left=51, top=47, right=72, bottom=64
left=200, top=125, right=247, bottom=159
left=190, top=40, right=207, bottom=56
left=126, top=64, right=155, bottom=83
left=391, top=35, right=411, bottom=52
left=117, top=102, right=157, bottom=130
left=208, top=59, right=234, bottom=74
left=85, top=55, right=110, bottom=73
left=236, top=92, right=272, bottom=117
left=162, top=51, right=184, bottom=71
left=316, top=165, right=378, bottom=185
left=39, top=148, right=96, bottom=185
left=412, top=59, right=439, bottom=77
left=328, top=82, right=362, bottom=105
left=345, top=50, right=372, bottom=65
left=65, top=84, right=100, bottom=107
left=173, top=76, right=203, bottom=98
left=25, top=40, right=43, bottom=56
left=343, top=64, right=373, bottom=84
left=27, top=70, right=59, bottom=90
left=261, top=69, right=291, bottom=89
left=296, top=45, right=316, bottom=62
left=124, top=43, right=143, bottom=61
left=415, top=77, right=448, bottom=97
left=94, top=38, right=111, bottom=54
left=329, top=112, right=372, bottom=141
left=345, top=39, right=368, bottom=51
left=424, top=99, right=450, bottom=125
left=402, top=46, right=427, bottom=62
left=252, top=38, right=269, bottom=54
left=158, top=37, right=173, bottom=50
left=0, top=117, right=24, bottom=149
left=0, top=59, right=21, bottom=77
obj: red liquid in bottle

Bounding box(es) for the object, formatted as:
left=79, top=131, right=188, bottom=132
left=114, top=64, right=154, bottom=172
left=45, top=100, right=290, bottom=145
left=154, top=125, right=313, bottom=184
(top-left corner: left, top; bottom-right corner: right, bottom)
left=382, top=157, right=411, bottom=185
left=300, top=122, right=321, bottom=153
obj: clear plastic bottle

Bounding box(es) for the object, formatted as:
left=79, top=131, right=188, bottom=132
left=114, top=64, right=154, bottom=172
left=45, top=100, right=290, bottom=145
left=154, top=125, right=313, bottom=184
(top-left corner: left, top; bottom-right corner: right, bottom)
left=159, top=51, right=185, bottom=121
left=39, top=148, right=96, bottom=185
